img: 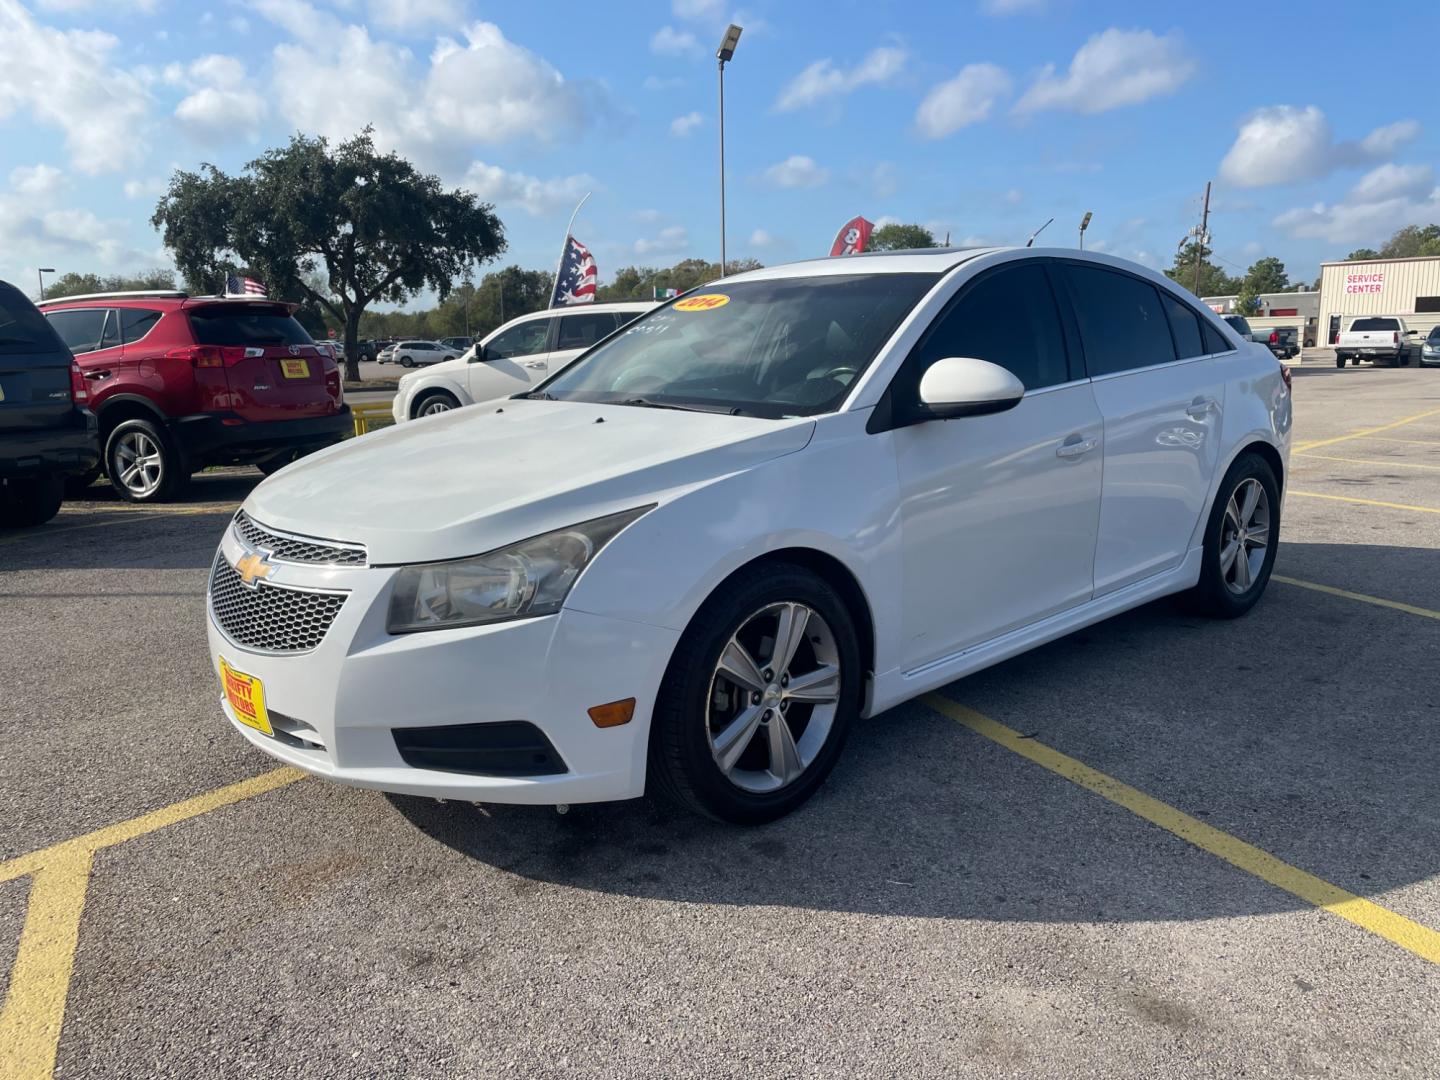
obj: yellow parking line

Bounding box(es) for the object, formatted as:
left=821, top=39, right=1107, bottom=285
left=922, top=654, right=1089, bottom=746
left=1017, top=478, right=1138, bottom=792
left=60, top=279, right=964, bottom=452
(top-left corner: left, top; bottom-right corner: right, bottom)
left=1291, top=405, right=1440, bottom=452
left=1273, top=575, right=1440, bottom=621
left=0, top=768, right=305, bottom=1080
left=1288, top=490, right=1440, bottom=515
left=923, top=694, right=1440, bottom=967
left=1295, top=453, right=1440, bottom=472
left=1366, top=437, right=1440, bottom=447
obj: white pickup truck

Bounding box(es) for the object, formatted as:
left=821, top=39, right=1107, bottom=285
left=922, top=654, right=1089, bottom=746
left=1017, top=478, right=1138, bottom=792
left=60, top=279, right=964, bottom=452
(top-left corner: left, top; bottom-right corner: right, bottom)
left=1334, top=316, right=1417, bottom=368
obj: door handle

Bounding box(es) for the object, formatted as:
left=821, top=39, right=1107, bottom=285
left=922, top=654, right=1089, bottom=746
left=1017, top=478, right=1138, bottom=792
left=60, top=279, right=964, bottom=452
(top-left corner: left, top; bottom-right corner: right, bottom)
left=1056, top=436, right=1098, bottom=459
left=1186, top=397, right=1217, bottom=420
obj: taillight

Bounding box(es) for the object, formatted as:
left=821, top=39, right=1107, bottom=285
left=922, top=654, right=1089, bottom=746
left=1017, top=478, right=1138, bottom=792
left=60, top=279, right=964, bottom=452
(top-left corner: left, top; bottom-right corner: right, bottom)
left=165, top=345, right=246, bottom=367
left=70, top=361, right=87, bottom=403
left=1269, top=331, right=1278, bottom=343
left=1394, top=331, right=1399, bottom=343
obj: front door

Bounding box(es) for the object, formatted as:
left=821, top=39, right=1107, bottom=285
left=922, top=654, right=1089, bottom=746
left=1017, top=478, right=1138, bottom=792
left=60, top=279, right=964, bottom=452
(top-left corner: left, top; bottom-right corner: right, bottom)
left=467, top=317, right=555, bottom=403
left=1058, top=263, right=1226, bottom=595
left=889, top=261, right=1104, bottom=670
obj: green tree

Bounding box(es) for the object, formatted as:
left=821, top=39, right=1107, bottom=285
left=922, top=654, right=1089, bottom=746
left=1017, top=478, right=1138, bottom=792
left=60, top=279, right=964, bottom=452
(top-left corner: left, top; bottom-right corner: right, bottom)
left=1379, top=224, right=1440, bottom=259
left=1165, top=241, right=1240, bottom=298
left=44, top=269, right=177, bottom=300
left=1344, top=248, right=1380, bottom=262
left=1243, top=256, right=1289, bottom=294
left=866, top=223, right=938, bottom=251
left=596, top=258, right=764, bottom=301
left=152, top=129, right=506, bottom=380
left=472, top=267, right=553, bottom=335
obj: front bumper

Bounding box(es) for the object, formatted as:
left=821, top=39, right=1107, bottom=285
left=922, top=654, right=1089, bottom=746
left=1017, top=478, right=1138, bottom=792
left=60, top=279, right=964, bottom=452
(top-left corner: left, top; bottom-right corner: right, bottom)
left=205, top=525, right=680, bottom=804
left=172, top=408, right=353, bottom=464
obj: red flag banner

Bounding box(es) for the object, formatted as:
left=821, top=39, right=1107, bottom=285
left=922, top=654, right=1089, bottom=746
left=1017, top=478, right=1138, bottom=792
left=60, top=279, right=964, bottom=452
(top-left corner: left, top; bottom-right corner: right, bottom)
left=829, top=216, right=874, bottom=257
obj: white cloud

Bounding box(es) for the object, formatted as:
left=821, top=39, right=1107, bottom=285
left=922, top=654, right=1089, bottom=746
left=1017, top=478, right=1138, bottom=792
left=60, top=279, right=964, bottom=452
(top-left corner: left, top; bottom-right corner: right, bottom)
left=763, top=155, right=829, bottom=189
left=1349, top=163, right=1434, bottom=203
left=673, top=0, right=724, bottom=19
left=651, top=25, right=700, bottom=57
left=1219, top=106, right=1423, bottom=188
left=915, top=63, right=1011, bottom=138
left=123, top=177, right=166, bottom=200
left=1003, top=188, right=1024, bottom=206
left=1273, top=162, right=1440, bottom=243
left=635, top=225, right=689, bottom=256
left=462, top=161, right=594, bottom=217
left=368, top=0, right=463, bottom=30
left=251, top=7, right=594, bottom=173
left=774, top=46, right=906, bottom=112
left=670, top=111, right=704, bottom=137
left=748, top=228, right=776, bottom=247
left=170, top=53, right=266, bottom=141
left=1015, top=29, right=1194, bottom=115
left=0, top=1, right=152, bottom=174
left=10, top=164, right=66, bottom=197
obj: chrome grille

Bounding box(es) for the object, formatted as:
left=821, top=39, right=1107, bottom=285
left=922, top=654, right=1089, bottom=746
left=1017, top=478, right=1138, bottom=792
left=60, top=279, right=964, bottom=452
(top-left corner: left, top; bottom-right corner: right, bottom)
left=209, top=554, right=347, bottom=654
left=233, top=511, right=366, bottom=567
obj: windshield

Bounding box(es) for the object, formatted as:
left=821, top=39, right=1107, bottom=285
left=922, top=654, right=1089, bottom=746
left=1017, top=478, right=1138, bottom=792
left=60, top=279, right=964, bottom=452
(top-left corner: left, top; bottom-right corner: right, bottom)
left=537, top=273, right=938, bottom=418
left=1351, top=318, right=1398, bottom=331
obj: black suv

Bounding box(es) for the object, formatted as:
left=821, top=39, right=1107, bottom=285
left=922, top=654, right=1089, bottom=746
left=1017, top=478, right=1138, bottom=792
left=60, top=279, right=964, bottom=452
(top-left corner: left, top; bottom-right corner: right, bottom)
left=0, top=281, right=99, bottom=526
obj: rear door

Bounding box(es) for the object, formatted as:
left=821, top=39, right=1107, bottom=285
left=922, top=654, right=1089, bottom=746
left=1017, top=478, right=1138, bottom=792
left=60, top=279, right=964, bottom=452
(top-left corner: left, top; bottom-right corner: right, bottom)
left=550, top=311, right=621, bottom=372
left=45, top=306, right=127, bottom=401
left=0, top=285, right=74, bottom=432
left=185, top=302, right=339, bottom=422
left=1058, top=263, right=1226, bottom=596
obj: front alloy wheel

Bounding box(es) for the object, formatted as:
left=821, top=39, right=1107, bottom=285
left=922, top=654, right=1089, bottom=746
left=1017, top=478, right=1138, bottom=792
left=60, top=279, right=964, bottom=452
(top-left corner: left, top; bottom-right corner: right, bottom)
left=1219, top=478, right=1269, bottom=595
left=1186, top=452, right=1279, bottom=618
left=650, top=563, right=860, bottom=824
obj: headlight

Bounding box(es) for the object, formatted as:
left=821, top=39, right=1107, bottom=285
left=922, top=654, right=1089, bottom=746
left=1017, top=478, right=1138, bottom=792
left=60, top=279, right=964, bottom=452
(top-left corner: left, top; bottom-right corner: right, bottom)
left=386, top=506, right=654, bottom=633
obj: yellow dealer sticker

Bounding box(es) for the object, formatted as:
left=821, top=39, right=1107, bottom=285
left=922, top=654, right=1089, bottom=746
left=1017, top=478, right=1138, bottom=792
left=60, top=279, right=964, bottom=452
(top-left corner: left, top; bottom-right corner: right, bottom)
left=673, top=293, right=730, bottom=312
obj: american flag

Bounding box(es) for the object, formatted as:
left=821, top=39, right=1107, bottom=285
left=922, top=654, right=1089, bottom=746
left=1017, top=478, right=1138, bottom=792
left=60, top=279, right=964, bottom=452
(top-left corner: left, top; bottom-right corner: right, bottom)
left=550, top=236, right=596, bottom=307
left=225, top=273, right=267, bottom=297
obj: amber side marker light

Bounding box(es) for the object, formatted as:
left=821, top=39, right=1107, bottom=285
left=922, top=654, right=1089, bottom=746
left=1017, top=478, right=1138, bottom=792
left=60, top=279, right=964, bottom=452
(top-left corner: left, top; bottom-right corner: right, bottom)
left=588, top=698, right=636, bottom=728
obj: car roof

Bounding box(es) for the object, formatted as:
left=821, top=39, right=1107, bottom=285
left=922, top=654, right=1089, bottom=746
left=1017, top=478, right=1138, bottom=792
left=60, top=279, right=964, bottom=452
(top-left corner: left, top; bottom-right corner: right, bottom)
left=720, top=247, right=999, bottom=283
left=37, top=292, right=295, bottom=313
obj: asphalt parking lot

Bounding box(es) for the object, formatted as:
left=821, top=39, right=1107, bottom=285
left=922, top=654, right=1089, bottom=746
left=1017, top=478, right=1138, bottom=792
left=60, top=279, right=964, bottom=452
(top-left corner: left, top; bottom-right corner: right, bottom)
left=4, top=361, right=1440, bottom=1078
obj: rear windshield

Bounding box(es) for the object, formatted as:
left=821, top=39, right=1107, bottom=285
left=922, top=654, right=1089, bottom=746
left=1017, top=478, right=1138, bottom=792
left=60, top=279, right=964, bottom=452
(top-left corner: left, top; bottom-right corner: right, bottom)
left=1350, top=318, right=1399, bottom=331
left=0, top=285, right=67, bottom=356
left=188, top=305, right=313, bottom=347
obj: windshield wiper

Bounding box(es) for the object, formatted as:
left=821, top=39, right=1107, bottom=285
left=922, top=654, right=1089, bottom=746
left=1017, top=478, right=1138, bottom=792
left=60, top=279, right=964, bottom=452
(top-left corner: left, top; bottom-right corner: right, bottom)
left=613, top=397, right=746, bottom=416
left=521, top=390, right=557, bottom=400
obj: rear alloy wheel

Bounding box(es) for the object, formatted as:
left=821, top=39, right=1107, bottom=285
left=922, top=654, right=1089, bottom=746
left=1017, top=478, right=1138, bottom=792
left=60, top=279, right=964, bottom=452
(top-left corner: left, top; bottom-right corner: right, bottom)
left=105, top=418, right=187, bottom=503
left=650, top=563, right=860, bottom=824
left=0, top=473, right=64, bottom=527
left=1186, top=453, right=1279, bottom=618
left=415, top=391, right=459, bottom=418
left=401, top=355, right=415, bottom=368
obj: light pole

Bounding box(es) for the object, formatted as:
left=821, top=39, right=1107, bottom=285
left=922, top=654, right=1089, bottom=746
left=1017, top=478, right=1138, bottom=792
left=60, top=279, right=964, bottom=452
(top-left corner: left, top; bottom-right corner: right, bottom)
left=37, top=267, right=55, bottom=301
left=1078, top=212, right=1092, bottom=250
left=716, top=23, right=743, bottom=277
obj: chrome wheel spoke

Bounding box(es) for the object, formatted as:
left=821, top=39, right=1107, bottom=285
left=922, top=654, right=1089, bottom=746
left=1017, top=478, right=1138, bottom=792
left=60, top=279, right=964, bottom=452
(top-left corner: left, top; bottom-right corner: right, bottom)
left=783, top=664, right=840, bottom=705
left=766, top=712, right=803, bottom=784
left=717, top=639, right=765, bottom=693
left=1233, top=544, right=1253, bottom=589
left=1239, top=479, right=1261, bottom=524
left=1219, top=538, right=1240, bottom=573
left=1244, top=524, right=1268, bottom=549
left=1224, top=497, right=1241, bottom=534
left=713, top=705, right=763, bottom=773
left=770, top=603, right=810, bottom=677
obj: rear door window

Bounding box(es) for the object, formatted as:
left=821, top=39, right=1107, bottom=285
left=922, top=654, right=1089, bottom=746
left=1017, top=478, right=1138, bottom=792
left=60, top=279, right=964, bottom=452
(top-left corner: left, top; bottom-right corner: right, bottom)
left=1351, top=318, right=1399, bottom=332
left=556, top=312, right=618, bottom=351
left=120, top=308, right=164, bottom=344
left=1201, top=319, right=1230, bottom=354
left=1160, top=292, right=1205, bottom=359
left=1062, top=264, right=1178, bottom=376
left=0, top=287, right=66, bottom=357
left=45, top=308, right=110, bottom=355
left=188, top=306, right=312, bottom=346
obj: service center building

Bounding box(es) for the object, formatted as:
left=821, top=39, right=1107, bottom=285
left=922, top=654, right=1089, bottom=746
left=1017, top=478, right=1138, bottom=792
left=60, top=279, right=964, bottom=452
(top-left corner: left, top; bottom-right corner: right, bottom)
left=1318, top=255, right=1440, bottom=344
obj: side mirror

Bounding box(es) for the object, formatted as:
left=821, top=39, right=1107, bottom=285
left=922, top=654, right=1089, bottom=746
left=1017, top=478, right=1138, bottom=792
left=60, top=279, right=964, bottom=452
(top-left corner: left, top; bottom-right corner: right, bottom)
left=916, top=357, right=1025, bottom=420
left=468, top=346, right=487, bottom=363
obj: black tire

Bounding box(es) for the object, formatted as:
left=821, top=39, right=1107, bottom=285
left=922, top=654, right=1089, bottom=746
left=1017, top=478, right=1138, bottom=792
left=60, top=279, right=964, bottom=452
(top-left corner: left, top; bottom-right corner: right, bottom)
left=0, top=473, right=64, bottom=527
left=1185, top=452, right=1280, bottom=619
left=64, top=467, right=101, bottom=498
left=648, top=562, right=862, bottom=825
left=401, top=355, right=415, bottom=368
left=1335, top=354, right=1346, bottom=368
left=104, top=417, right=188, bottom=503
left=257, top=450, right=302, bottom=476
left=413, top=390, right=459, bottom=419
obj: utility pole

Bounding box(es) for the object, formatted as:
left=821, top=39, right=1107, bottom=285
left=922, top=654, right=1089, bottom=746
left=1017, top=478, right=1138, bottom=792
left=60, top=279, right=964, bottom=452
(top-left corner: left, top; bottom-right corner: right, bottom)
left=1192, top=181, right=1211, bottom=295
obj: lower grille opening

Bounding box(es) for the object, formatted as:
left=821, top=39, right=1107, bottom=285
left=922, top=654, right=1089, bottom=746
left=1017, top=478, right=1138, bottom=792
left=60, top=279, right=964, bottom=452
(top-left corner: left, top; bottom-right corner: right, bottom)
left=393, top=721, right=567, bottom=777
left=269, top=711, right=327, bottom=753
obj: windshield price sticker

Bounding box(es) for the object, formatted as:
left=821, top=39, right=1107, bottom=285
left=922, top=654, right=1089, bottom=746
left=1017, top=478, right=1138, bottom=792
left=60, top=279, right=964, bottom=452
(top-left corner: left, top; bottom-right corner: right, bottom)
left=674, top=293, right=730, bottom=312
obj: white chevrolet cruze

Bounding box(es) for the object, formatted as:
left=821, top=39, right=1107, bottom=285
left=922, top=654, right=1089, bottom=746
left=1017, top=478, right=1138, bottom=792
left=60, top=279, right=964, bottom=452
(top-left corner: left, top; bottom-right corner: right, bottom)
left=208, top=248, right=1291, bottom=824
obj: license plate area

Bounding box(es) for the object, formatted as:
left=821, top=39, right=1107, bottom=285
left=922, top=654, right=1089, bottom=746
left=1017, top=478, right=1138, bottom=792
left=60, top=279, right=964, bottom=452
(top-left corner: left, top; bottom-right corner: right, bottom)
left=220, top=657, right=273, bottom=736
left=280, top=359, right=310, bottom=379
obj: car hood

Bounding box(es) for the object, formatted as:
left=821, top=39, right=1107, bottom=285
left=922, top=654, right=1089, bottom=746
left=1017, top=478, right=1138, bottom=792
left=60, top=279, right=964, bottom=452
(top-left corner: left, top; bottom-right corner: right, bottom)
left=242, top=400, right=816, bottom=564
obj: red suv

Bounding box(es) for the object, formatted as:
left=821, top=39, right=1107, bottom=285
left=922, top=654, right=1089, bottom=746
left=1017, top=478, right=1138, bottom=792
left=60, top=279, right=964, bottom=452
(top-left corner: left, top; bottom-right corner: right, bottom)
left=38, top=290, right=350, bottom=501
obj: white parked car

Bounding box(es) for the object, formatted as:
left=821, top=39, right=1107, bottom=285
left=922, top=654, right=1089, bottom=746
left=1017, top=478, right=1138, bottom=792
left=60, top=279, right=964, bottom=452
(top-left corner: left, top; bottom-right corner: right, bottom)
left=1334, top=316, right=1416, bottom=368
left=391, top=302, right=657, bottom=421
left=388, top=340, right=457, bottom=368
left=207, top=249, right=1291, bottom=824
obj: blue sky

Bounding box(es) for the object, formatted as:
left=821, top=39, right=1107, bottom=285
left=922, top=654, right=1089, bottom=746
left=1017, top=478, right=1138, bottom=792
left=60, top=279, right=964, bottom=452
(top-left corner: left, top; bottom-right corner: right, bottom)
left=2, top=0, right=1437, bottom=302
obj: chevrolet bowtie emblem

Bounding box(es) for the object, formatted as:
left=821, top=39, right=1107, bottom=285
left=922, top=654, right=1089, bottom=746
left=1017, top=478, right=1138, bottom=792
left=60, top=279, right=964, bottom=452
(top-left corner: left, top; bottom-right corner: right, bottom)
left=235, top=551, right=273, bottom=587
